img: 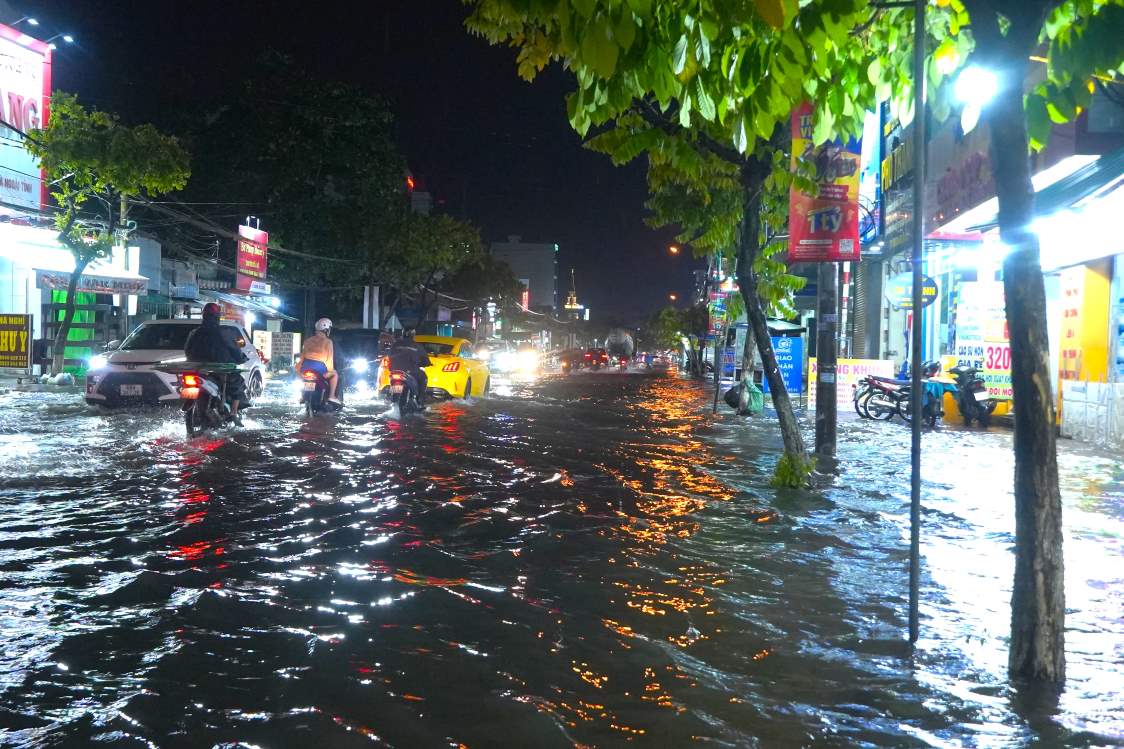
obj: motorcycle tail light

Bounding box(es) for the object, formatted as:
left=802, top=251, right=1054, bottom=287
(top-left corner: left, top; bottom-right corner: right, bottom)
left=442, top=362, right=460, bottom=373
left=181, top=387, right=201, bottom=400
left=301, top=370, right=318, bottom=380
left=182, top=374, right=200, bottom=387
left=390, top=372, right=405, bottom=384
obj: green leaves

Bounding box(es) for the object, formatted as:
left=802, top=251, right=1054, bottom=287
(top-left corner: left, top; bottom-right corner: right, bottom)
left=673, top=34, right=690, bottom=75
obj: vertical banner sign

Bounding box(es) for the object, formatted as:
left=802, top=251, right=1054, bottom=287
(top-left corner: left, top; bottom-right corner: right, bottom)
left=762, top=336, right=805, bottom=394
left=236, top=225, right=269, bottom=292
left=0, top=23, right=52, bottom=210
left=0, top=314, right=32, bottom=369
left=955, top=281, right=1012, bottom=400
left=788, top=102, right=863, bottom=263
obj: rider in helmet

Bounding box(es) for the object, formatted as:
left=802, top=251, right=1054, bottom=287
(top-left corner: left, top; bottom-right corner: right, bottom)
left=184, top=302, right=250, bottom=423
left=296, top=317, right=341, bottom=406
left=388, top=328, right=432, bottom=407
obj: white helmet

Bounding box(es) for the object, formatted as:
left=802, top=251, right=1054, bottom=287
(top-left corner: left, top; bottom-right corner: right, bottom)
left=315, top=317, right=333, bottom=332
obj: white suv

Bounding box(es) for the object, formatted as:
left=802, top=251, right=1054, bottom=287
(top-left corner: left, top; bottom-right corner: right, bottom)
left=85, top=319, right=266, bottom=408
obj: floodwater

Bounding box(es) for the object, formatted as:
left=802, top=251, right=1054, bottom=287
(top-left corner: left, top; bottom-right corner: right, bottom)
left=0, top=370, right=1121, bottom=748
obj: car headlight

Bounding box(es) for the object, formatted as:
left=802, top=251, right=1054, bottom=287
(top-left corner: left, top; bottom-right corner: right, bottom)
left=517, top=350, right=538, bottom=371
left=350, top=358, right=369, bottom=373
left=495, top=352, right=516, bottom=370
left=88, top=354, right=108, bottom=370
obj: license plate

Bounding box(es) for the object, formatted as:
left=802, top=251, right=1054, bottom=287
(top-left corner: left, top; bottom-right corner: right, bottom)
left=303, top=381, right=317, bottom=392
left=119, top=384, right=143, bottom=397
left=974, top=390, right=991, bottom=402
left=390, top=384, right=404, bottom=395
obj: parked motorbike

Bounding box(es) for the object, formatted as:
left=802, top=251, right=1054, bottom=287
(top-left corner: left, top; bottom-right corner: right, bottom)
left=854, top=360, right=948, bottom=426
left=388, top=369, right=424, bottom=414
left=949, top=365, right=996, bottom=426
left=299, top=369, right=342, bottom=417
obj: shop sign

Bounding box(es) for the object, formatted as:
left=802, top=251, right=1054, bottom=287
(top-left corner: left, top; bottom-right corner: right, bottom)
left=762, top=335, right=805, bottom=394
left=0, top=23, right=50, bottom=211
left=0, top=313, right=32, bottom=369
left=788, top=102, right=862, bottom=263
left=35, top=270, right=148, bottom=296
left=885, top=272, right=938, bottom=309
left=808, top=358, right=895, bottom=410
left=249, top=280, right=271, bottom=295
left=235, top=224, right=268, bottom=292
left=955, top=281, right=1012, bottom=399
left=170, top=283, right=199, bottom=299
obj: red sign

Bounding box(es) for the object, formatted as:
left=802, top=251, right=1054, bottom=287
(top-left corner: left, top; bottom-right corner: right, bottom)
left=235, top=225, right=268, bottom=292
left=0, top=22, right=52, bottom=210
left=787, top=103, right=862, bottom=263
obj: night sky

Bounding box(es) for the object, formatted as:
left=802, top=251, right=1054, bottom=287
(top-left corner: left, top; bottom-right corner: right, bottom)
left=27, top=0, right=699, bottom=323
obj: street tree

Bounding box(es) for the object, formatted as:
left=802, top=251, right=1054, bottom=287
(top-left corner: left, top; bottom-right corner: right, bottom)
left=378, top=213, right=488, bottom=324
left=439, top=253, right=524, bottom=324
left=463, top=0, right=968, bottom=484
left=26, top=92, right=190, bottom=374
left=644, top=306, right=685, bottom=351
left=951, top=0, right=1124, bottom=684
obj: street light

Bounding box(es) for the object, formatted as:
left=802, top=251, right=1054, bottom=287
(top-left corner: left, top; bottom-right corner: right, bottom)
left=954, top=65, right=999, bottom=106
left=9, top=16, right=39, bottom=27
left=44, top=33, right=75, bottom=50
left=668, top=245, right=680, bottom=255
left=668, top=293, right=678, bottom=302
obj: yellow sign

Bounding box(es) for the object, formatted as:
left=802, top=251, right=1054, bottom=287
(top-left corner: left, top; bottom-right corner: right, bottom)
left=0, top=314, right=32, bottom=369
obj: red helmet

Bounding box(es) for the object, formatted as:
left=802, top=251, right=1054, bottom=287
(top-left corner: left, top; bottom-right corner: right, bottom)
left=202, top=302, right=221, bottom=320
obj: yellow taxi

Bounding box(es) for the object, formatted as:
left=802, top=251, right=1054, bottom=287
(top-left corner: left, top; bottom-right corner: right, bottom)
left=378, top=335, right=490, bottom=399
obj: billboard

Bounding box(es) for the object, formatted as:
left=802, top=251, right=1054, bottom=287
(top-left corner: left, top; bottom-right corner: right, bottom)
left=788, top=102, right=862, bottom=263
left=762, top=335, right=804, bottom=394
left=235, top=224, right=268, bottom=292
left=955, top=281, right=1012, bottom=400
left=0, top=313, right=32, bottom=369
left=0, top=23, right=51, bottom=211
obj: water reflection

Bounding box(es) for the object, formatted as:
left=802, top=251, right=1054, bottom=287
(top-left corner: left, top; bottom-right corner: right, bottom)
left=0, top=375, right=1121, bottom=746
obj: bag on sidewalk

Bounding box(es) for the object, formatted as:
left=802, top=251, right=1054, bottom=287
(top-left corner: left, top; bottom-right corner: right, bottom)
left=724, top=379, right=764, bottom=416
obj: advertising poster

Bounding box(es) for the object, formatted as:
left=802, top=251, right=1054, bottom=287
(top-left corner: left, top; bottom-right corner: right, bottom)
left=35, top=270, right=147, bottom=296
left=788, top=102, right=862, bottom=263
left=0, top=314, right=32, bottom=369
left=236, top=225, right=269, bottom=292
left=0, top=23, right=51, bottom=210
left=763, top=336, right=805, bottom=394
left=808, top=358, right=895, bottom=410
left=955, top=281, right=1011, bottom=400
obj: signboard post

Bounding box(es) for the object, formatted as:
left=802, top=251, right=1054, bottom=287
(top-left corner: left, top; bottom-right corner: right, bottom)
left=236, top=224, right=269, bottom=292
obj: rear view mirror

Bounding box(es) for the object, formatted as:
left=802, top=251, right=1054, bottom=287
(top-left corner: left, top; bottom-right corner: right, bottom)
left=106, top=339, right=121, bottom=351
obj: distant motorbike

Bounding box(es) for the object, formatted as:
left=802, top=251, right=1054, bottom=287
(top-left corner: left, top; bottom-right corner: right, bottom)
left=388, top=369, right=424, bottom=414
left=299, top=368, right=341, bottom=417
left=949, top=365, right=997, bottom=426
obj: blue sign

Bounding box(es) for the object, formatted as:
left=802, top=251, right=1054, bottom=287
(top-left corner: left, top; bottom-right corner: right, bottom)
left=763, top=336, right=804, bottom=394
left=723, top=347, right=737, bottom=377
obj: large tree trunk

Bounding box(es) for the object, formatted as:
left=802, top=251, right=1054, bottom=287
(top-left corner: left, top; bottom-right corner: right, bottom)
left=972, top=1, right=1065, bottom=683
left=991, top=78, right=1066, bottom=684
left=739, top=162, right=807, bottom=460
left=52, top=257, right=92, bottom=375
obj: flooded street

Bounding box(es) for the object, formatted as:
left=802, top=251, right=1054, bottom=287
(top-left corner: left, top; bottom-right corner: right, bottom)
left=1, top=371, right=1121, bottom=747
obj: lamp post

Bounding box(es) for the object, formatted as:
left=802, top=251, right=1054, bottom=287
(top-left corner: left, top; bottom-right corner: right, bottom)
left=9, top=16, right=39, bottom=27
left=44, top=33, right=75, bottom=50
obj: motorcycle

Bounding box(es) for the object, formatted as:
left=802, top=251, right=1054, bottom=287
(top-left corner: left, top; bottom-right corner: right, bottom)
left=299, top=368, right=342, bottom=417
left=158, top=363, right=243, bottom=437
left=855, top=360, right=947, bottom=426
left=949, top=365, right=996, bottom=426
left=388, top=369, right=424, bottom=414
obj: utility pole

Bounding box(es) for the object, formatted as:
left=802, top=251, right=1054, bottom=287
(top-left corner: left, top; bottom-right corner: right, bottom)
left=814, top=261, right=838, bottom=465
left=907, top=0, right=927, bottom=645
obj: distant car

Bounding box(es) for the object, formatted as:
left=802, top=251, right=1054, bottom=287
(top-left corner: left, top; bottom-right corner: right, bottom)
left=331, top=328, right=386, bottom=391
left=85, top=319, right=266, bottom=408
left=378, top=335, right=491, bottom=399
left=584, top=347, right=610, bottom=370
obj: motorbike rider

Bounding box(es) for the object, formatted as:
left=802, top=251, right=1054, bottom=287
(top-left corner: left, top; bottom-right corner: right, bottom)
left=184, top=302, right=250, bottom=424
left=296, top=317, right=341, bottom=406
left=388, top=329, right=432, bottom=406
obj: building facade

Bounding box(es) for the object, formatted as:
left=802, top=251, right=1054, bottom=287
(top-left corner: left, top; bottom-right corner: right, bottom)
left=490, top=235, right=558, bottom=314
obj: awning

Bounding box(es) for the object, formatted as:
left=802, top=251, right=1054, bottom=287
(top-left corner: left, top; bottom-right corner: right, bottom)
left=200, top=289, right=298, bottom=321
left=965, top=146, right=1124, bottom=232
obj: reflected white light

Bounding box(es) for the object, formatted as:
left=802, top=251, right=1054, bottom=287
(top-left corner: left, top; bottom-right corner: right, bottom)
left=268, top=296, right=282, bottom=308
left=88, top=354, right=107, bottom=370
left=960, top=104, right=981, bottom=135
left=517, top=349, right=538, bottom=372
left=244, top=311, right=256, bottom=328
left=955, top=65, right=999, bottom=107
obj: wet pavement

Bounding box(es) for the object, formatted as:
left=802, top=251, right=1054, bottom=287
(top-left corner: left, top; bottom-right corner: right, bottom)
left=0, top=370, right=1121, bottom=748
